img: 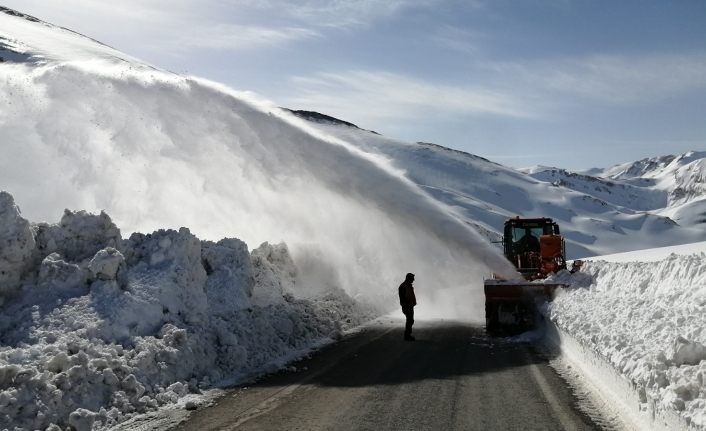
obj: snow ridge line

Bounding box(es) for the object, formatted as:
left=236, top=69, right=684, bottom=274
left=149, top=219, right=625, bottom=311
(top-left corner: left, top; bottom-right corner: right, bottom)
left=544, top=321, right=687, bottom=431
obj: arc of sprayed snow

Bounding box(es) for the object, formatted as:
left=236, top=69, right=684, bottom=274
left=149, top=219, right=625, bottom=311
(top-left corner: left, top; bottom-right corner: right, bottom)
left=190, top=77, right=520, bottom=279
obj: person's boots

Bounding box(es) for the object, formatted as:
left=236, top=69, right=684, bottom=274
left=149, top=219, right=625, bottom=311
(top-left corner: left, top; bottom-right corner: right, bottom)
left=404, top=334, right=415, bottom=341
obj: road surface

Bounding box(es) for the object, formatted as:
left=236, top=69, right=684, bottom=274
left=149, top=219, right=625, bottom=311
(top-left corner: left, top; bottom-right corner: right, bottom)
left=172, top=319, right=605, bottom=431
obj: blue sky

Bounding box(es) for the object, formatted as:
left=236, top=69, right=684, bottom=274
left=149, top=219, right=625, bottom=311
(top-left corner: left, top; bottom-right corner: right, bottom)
left=6, top=0, right=706, bottom=170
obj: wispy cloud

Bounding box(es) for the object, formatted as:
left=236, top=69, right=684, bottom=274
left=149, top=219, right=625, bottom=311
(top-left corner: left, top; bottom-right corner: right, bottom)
left=284, top=70, right=533, bottom=125
left=4, top=0, right=464, bottom=56
left=430, top=25, right=484, bottom=55
left=236, top=0, right=444, bottom=29
left=492, top=52, right=706, bottom=105
left=281, top=51, right=706, bottom=134
left=149, top=24, right=319, bottom=52
left=5, top=0, right=323, bottom=54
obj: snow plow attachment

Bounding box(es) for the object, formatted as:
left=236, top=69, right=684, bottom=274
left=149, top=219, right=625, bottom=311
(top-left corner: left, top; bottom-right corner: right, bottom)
left=483, top=217, right=576, bottom=335
left=483, top=279, right=567, bottom=335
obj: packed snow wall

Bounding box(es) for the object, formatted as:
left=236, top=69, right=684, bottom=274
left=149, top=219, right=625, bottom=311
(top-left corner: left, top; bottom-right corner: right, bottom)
left=0, top=190, right=380, bottom=430
left=548, top=253, right=706, bottom=429
left=0, top=62, right=516, bottom=312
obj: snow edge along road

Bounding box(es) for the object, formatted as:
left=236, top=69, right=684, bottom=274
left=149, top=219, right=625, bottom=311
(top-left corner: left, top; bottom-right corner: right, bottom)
left=544, top=322, right=687, bottom=431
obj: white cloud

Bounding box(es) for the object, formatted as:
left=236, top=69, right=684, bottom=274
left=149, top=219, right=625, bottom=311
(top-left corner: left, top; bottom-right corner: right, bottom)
left=234, top=0, right=444, bottom=28
left=492, top=53, right=706, bottom=105
left=147, top=24, right=319, bottom=53
left=430, top=25, right=484, bottom=54
left=284, top=70, right=533, bottom=126
left=2, top=0, right=322, bottom=55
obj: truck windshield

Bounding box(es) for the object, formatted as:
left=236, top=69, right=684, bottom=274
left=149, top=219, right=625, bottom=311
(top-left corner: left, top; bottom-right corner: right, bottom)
left=512, top=226, right=544, bottom=242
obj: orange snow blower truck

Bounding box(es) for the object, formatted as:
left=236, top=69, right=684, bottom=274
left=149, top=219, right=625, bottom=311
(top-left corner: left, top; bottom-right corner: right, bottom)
left=484, top=217, right=579, bottom=335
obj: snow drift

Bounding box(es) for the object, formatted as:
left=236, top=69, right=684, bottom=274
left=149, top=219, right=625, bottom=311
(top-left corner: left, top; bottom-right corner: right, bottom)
left=0, top=191, right=378, bottom=430
left=548, top=245, right=706, bottom=429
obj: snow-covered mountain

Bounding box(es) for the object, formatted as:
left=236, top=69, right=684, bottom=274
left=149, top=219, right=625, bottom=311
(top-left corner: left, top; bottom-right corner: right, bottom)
left=0, top=6, right=520, bottom=301
left=289, top=113, right=706, bottom=258
left=2, top=5, right=705, bottom=263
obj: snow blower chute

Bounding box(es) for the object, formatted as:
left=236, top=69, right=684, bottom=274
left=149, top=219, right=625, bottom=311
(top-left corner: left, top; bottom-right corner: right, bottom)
left=484, top=217, right=580, bottom=335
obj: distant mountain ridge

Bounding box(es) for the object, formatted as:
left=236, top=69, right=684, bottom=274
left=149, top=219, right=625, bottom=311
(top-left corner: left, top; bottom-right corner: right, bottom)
left=293, top=111, right=706, bottom=258
left=285, top=109, right=380, bottom=135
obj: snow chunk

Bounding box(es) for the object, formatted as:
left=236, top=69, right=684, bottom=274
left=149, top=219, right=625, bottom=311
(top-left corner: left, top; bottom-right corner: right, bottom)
left=672, top=337, right=706, bottom=367
left=124, top=228, right=208, bottom=324
left=251, top=242, right=296, bottom=306
left=34, top=208, right=121, bottom=263
left=38, top=252, right=88, bottom=290
left=0, top=191, right=35, bottom=298
left=68, top=408, right=96, bottom=431
left=89, top=247, right=127, bottom=287
left=202, top=238, right=254, bottom=314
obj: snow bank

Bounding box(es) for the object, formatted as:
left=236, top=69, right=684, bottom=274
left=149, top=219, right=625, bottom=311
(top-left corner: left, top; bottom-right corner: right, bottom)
left=548, top=249, right=706, bottom=429
left=0, top=192, right=378, bottom=430
left=583, top=241, right=706, bottom=263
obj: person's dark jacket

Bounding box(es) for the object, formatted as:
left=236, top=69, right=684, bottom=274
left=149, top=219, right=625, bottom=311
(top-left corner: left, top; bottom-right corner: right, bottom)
left=398, top=280, right=417, bottom=307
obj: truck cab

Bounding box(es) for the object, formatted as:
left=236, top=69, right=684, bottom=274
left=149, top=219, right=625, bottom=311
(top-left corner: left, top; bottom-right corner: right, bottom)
left=484, top=217, right=569, bottom=335
left=502, top=217, right=565, bottom=280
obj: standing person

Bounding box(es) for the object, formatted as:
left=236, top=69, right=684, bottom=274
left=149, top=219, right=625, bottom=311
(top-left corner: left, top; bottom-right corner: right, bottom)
left=398, top=273, right=417, bottom=341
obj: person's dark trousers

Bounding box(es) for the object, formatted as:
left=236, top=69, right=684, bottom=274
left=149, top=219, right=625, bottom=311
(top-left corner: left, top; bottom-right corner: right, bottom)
left=402, top=305, right=414, bottom=339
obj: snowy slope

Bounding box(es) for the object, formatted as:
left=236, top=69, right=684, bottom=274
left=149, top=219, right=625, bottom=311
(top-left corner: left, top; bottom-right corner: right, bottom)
left=0, top=6, right=518, bottom=296
left=3, top=5, right=705, bottom=266
left=292, top=118, right=706, bottom=259
left=0, top=7, right=522, bottom=430
left=0, top=7, right=146, bottom=66
left=560, top=151, right=706, bottom=212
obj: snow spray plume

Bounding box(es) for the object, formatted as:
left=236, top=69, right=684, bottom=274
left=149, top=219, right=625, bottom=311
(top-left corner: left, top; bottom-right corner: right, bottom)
left=0, top=63, right=517, bottom=315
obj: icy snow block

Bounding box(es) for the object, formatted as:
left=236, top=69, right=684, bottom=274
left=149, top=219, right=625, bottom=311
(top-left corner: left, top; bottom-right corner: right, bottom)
left=202, top=238, right=252, bottom=284
left=34, top=208, right=122, bottom=263
left=202, top=238, right=255, bottom=313
left=0, top=191, right=35, bottom=295
left=123, top=228, right=208, bottom=322
left=88, top=247, right=127, bottom=287
left=37, top=252, right=89, bottom=290
left=68, top=408, right=96, bottom=431
left=672, top=336, right=706, bottom=366
left=251, top=242, right=297, bottom=305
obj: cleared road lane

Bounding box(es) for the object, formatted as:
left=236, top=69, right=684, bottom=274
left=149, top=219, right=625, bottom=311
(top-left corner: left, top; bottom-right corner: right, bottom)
left=172, top=319, right=604, bottom=431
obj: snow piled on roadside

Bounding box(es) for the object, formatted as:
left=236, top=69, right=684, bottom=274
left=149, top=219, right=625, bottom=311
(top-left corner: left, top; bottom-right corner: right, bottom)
left=0, top=191, right=377, bottom=431
left=548, top=250, right=706, bottom=429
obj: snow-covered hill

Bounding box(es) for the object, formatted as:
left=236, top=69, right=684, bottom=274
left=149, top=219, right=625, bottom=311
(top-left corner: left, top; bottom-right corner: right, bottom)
left=0, top=7, right=144, bottom=65
left=0, top=6, right=519, bottom=298
left=3, top=6, right=705, bottom=264
left=291, top=115, right=706, bottom=258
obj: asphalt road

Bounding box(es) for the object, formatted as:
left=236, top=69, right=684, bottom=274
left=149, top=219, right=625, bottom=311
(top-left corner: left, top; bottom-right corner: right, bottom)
left=172, top=319, right=604, bottom=431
